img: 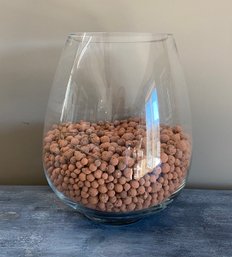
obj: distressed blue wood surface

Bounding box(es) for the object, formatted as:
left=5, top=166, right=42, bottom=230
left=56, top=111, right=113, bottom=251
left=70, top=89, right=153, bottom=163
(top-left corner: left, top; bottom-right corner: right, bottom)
left=0, top=186, right=231, bottom=257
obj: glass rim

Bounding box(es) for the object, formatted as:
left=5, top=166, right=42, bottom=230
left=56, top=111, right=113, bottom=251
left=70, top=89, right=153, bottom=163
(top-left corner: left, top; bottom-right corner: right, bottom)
left=68, top=32, right=173, bottom=43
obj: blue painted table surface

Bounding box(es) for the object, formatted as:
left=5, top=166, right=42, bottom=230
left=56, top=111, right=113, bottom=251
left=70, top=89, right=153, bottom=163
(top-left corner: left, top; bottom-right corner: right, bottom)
left=0, top=186, right=231, bottom=257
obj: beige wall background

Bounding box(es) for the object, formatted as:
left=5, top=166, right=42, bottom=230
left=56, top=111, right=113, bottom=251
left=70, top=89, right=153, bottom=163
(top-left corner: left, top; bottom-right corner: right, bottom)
left=0, top=0, right=232, bottom=188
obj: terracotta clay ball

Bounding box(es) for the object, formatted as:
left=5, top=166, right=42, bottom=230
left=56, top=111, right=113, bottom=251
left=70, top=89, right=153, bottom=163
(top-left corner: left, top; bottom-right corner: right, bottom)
left=43, top=117, right=191, bottom=213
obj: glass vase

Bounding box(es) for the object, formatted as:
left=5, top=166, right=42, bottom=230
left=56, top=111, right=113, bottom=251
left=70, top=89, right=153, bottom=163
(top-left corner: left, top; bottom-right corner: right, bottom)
left=43, top=33, right=192, bottom=224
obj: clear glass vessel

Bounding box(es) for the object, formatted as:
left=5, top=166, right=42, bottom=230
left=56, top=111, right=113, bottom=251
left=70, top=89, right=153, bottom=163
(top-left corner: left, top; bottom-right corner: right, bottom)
left=43, top=33, right=192, bottom=224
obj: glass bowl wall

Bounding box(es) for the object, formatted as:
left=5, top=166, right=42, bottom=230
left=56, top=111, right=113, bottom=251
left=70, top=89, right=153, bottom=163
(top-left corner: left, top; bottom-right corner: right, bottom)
left=43, top=33, right=192, bottom=224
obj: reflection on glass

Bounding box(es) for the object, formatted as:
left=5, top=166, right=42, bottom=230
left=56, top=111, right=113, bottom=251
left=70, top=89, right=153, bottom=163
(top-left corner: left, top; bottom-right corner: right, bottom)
left=145, top=86, right=160, bottom=170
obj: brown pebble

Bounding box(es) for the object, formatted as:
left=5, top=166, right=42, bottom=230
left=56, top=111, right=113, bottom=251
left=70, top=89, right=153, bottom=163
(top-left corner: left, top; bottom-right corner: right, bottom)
left=120, top=191, right=127, bottom=198
left=70, top=172, right=77, bottom=179
left=98, top=202, right=106, bottom=211
left=166, top=145, right=177, bottom=155
left=126, top=157, right=135, bottom=167
left=139, top=177, right=145, bottom=186
left=113, top=170, right=122, bottom=179
left=118, top=176, right=127, bottom=185
left=122, top=132, right=134, bottom=141
left=120, top=204, right=127, bottom=212
left=81, top=191, right=89, bottom=198
left=86, top=174, right=95, bottom=182
left=108, top=145, right=116, bottom=152
left=82, top=186, right=88, bottom=193
left=168, top=155, right=176, bottom=165
left=88, top=196, right=98, bottom=205
left=95, top=159, right=101, bottom=167
left=176, top=140, right=188, bottom=151
left=105, top=202, right=113, bottom=210
left=74, top=151, right=83, bottom=161
left=89, top=188, right=98, bottom=197
left=73, top=184, right=79, bottom=190
left=76, top=162, right=83, bottom=170
left=161, top=152, right=168, bottom=163
left=115, top=184, right=123, bottom=193
left=127, top=202, right=136, bottom=211
left=107, top=165, right=115, bottom=174
left=108, top=190, right=115, bottom=197
left=98, top=185, right=107, bottom=194
left=138, top=186, right=145, bottom=195
left=102, top=151, right=112, bottom=161
left=102, top=173, right=108, bottom=180
left=107, top=175, right=114, bottom=182
left=84, top=181, right=91, bottom=187
left=114, top=199, right=122, bottom=207
left=163, top=179, right=169, bottom=186
left=69, top=156, right=77, bottom=164
left=98, top=178, right=105, bottom=185
left=68, top=164, right=75, bottom=172
left=94, top=170, right=102, bottom=179
left=89, top=163, right=97, bottom=172
left=109, top=196, right=117, bottom=203
left=118, top=161, right=126, bottom=171
left=122, top=149, right=132, bottom=157
left=117, top=138, right=125, bottom=146
left=173, top=172, right=178, bottom=179
left=110, top=156, right=119, bottom=166
left=99, top=193, right=109, bottom=203
left=130, top=180, right=139, bottom=189
left=82, top=168, right=91, bottom=175
left=124, top=183, right=131, bottom=191
left=77, top=181, right=84, bottom=188
left=175, top=149, right=183, bottom=159
left=100, top=136, right=110, bottom=143
left=150, top=175, right=157, bottom=183
left=158, top=177, right=164, bottom=184
left=81, top=158, right=88, bottom=166
left=162, top=163, right=171, bottom=173
left=175, top=158, right=181, bottom=166
left=79, top=173, right=86, bottom=182
left=160, top=134, right=170, bottom=143
left=107, top=182, right=114, bottom=191
left=81, top=198, right=88, bottom=205
left=144, top=180, right=151, bottom=187
left=124, top=197, right=132, bottom=205
left=128, top=188, right=137, bottom=197
left=101, top=142, right=111, bottom=150
left=173, top=125, right=183, bottom=133
left=123, top=168, right=133, bottom=179
left=118, top=128, right=126, bottom=136
left=98, top=162, right=106, bottom=171
left=91, top=181, right=99, bottom=189
left=90, top=135, right=100, bottom=144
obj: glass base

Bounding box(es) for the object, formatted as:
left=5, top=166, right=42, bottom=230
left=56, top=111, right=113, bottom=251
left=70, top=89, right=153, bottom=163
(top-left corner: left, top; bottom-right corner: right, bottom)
left=48, top=176, right=185, bottom=225
left=84, top=204, right=168, bottom=225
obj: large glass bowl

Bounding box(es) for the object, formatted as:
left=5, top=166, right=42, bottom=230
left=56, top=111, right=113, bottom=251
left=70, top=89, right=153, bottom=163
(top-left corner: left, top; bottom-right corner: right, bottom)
left=43, top=33, right=192, bottom=224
